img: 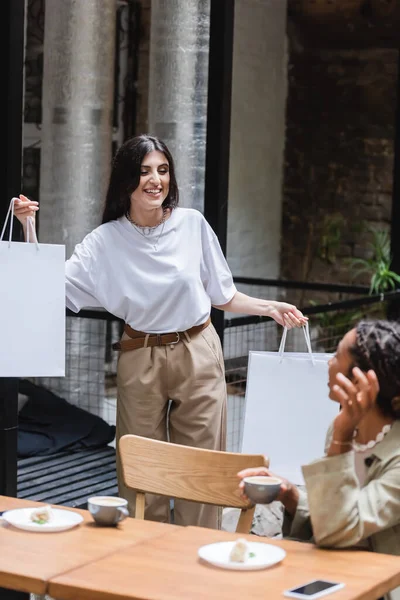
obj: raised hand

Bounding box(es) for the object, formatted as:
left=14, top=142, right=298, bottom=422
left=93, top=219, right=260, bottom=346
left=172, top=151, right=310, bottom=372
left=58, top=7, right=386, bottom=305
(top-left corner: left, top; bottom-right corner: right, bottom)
left=331, top=367, right=380, bottom=440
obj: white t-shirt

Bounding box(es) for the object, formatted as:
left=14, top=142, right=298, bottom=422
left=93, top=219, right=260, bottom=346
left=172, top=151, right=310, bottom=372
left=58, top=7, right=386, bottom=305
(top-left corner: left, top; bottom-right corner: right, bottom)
left=65, top=207, right=237, bottom=333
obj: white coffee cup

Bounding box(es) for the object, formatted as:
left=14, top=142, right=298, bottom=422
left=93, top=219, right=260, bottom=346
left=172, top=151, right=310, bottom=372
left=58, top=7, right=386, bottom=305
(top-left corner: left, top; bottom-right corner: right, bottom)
left=87, top=496, right=129, bottom=526
left=243, top=476, right=282, bottom=504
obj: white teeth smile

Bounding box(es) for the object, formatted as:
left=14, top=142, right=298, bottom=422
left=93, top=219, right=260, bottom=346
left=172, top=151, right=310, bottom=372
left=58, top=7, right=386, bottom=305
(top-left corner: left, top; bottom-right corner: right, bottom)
left=145, top=189, right=161, bottom=194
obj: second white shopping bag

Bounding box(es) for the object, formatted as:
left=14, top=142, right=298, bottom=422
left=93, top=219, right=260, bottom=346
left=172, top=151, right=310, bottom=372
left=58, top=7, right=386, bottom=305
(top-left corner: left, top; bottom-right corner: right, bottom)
left=241, top=325, right=338, bottom=484
left=0, top=200, right=65, bottom=377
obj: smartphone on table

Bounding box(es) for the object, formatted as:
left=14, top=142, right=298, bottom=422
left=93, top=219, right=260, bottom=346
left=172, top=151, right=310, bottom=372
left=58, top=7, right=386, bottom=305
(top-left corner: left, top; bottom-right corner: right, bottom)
left=283, top=579, right=345, bottom=599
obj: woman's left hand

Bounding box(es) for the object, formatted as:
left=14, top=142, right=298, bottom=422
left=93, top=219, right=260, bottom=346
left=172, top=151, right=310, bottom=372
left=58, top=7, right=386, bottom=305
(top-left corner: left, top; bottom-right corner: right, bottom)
left=268, top=302, right=308, bottom=329
left=331, top=367, right=380, bottom=440
left=214, top=293, right=307, bottom=328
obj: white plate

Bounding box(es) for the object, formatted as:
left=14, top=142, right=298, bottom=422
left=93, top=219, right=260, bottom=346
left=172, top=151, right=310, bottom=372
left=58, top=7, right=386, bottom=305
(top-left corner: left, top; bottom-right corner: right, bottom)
left=198, top=540, right=286, bottom=570
left=2, top=507, right=84, bottom=532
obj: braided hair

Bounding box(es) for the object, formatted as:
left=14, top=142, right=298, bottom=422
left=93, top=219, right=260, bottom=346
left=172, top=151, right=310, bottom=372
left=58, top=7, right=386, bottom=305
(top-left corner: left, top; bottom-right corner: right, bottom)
left=348, top=320, right=400, bottom=419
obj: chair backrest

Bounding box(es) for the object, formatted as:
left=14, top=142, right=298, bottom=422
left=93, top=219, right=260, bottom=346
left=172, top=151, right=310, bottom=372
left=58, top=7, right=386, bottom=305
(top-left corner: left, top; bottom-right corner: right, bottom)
left=119, top=434, right=269, bottom=533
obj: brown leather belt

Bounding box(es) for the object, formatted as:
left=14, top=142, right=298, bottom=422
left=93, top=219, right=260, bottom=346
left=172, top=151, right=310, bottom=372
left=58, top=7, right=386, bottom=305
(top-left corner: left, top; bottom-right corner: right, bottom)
left=112, top=317, right=211, bottom=352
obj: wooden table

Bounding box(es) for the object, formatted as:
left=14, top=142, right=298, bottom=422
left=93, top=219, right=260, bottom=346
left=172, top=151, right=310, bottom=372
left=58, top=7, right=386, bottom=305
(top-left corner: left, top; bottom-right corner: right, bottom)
left=0, top=495, right=178, bottom=596
left=48, top=525, right=400, bottom=600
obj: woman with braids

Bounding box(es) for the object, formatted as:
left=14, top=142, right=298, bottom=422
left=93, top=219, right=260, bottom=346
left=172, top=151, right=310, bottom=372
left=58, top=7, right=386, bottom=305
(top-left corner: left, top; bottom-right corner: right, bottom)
left=13, top=134, right=307, bottom=530
left=238, top=319, right=400, bottom=598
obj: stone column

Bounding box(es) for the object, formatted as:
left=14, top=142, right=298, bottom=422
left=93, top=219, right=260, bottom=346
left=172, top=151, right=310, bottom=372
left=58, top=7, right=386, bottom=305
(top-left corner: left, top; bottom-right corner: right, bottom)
left=148, top=0, right=210, bottom=211
left=38, top=0, right=116, bottom=415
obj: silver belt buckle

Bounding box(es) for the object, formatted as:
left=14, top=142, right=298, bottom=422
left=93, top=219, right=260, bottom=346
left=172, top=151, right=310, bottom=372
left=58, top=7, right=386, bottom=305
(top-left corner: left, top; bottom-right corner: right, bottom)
left=169, top=332, right=180, bottom=349
left=170, top=332, right=180, bottom=345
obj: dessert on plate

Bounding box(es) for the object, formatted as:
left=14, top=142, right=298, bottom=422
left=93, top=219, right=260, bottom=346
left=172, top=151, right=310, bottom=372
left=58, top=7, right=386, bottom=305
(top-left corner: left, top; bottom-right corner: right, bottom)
left=229, top=538, right=250, bottom=563
left=30, top=504, right=53, bottom=525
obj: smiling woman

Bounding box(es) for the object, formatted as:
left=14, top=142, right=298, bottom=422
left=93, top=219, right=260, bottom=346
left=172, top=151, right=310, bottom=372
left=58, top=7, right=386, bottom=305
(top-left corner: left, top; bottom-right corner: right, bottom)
left=237, top=320, right=400, bottom=600
left=13, top=133, right=307, bottom=530
left=123, top=153, right=170, bottom=249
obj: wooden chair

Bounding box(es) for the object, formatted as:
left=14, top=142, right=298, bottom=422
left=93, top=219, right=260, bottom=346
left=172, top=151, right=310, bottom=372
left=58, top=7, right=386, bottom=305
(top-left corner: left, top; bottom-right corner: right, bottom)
left=118, top=434, right=269, bottom=533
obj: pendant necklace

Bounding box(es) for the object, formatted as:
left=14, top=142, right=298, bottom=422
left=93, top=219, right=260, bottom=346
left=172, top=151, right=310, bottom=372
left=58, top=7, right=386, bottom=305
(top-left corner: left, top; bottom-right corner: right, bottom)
left=126, top=208, right=167, bottom=252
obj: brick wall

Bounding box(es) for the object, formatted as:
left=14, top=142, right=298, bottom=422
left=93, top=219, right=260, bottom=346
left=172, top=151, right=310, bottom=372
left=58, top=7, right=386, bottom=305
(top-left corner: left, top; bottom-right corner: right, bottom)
left=281, top=44, right=398, bottom=286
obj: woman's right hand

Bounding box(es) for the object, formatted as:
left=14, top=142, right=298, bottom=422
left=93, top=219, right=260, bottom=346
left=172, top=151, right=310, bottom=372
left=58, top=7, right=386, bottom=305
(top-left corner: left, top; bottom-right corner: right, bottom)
left=329, top=367, right=380, bottom=450
left=13, top=194, right=39, bottom=227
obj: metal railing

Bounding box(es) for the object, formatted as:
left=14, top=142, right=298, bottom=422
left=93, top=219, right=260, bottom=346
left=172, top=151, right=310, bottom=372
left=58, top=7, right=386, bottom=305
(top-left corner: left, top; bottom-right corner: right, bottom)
left=222, top=281, right=400, bottom=451
left=33, top=280, right=400, bottom=453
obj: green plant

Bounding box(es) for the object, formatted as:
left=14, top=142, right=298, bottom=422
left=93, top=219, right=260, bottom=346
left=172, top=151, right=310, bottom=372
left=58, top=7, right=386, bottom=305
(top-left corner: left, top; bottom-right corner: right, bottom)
left=347, top=228, right=400, bottom=294
left=309, top=303, right=386, bottom=352
left=309, top=302, right=365, bottom=352
left=310, top=304, right=364, bottom=330
left=318, top=213, right=346, bottom=264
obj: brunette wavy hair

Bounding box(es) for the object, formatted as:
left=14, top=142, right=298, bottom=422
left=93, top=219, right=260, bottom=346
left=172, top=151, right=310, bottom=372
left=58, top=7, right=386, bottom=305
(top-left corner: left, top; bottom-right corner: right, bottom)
left=102, top=134, right=179, bottom=224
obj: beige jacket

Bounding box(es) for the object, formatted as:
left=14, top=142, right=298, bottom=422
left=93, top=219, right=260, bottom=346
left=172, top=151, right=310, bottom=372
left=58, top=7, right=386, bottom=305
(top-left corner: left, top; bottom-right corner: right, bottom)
left=283, top=420, right=400, bottom=600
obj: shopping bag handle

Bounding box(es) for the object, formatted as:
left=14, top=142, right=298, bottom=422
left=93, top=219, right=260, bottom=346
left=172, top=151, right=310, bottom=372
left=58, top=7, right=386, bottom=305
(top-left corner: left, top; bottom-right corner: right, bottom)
left=278, top=321, right=315, bottom=365
left=0, top=198, right=39, bottom=249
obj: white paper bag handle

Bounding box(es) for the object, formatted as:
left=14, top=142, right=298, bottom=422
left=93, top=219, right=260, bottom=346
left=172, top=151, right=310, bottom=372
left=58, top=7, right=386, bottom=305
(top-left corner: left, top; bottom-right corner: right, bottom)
left=0, top=198, right=15, bottom=246
left=0, top=198, right=39, bottom=249
left=26, top=216, right=39, bottom=248
left=278, top=321, right=315, bottom=365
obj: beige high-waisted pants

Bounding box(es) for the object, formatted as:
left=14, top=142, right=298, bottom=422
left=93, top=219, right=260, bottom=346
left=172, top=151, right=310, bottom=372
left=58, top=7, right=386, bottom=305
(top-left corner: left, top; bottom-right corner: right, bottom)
left=115, top=322, right=227, bottom=529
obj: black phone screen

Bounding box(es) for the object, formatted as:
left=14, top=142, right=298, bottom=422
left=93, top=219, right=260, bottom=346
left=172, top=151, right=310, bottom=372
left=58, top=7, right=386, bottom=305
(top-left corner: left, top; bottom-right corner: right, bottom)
left=290, top=580, right=339, bottom=596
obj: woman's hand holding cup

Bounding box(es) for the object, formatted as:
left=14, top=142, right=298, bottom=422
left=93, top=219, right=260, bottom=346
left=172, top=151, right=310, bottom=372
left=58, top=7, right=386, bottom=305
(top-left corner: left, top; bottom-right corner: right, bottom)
left=237, top=467, right=299, bottom=516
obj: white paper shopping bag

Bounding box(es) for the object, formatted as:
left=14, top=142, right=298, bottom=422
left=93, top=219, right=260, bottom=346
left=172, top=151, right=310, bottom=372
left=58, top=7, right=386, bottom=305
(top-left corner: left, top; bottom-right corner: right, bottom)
left=0, top=199, right=65, bottom=377
left=241, top=325, right=338, bottom=484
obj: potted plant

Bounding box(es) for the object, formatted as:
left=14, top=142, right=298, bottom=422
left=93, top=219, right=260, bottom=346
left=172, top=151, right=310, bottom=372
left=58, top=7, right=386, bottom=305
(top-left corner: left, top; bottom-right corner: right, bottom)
left=348, top=228, right=400, bottom=295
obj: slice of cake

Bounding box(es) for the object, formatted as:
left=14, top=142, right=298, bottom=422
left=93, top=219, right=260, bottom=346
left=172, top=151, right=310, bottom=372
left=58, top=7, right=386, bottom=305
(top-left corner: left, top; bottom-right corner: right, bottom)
left=229, top=538, right=250, bottom=563
left=30, top=504, right=53, bottom=525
